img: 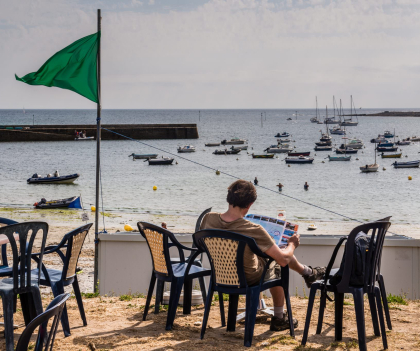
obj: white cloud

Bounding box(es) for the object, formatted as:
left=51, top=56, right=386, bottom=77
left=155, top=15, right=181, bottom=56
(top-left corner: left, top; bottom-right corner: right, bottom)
left=1, top=0, right=420, bottom=108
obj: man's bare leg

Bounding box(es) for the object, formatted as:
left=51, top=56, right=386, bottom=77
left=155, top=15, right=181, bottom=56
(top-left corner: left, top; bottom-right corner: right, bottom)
left=270, top=286, right=285, bottom=319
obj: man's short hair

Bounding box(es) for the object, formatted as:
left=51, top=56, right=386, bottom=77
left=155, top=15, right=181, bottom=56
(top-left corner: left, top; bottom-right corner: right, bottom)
left=227, top=180, right=257, bottom=208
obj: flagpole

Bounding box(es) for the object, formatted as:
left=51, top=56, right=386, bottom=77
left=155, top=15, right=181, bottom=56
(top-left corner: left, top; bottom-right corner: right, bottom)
left=94, top=8, right=101, bottom=293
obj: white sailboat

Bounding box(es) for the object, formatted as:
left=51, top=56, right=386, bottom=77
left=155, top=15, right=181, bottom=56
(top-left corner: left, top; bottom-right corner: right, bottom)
left=341, top=95, right=359, bottom=126
left=310, top=97, right=320, bottom=123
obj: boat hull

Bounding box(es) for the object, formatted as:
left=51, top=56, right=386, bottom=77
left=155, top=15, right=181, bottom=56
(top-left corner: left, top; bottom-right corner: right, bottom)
left=329, top=156, right=351, bottom=161
left=267, top=148, right=292, bottom=153
left=392, top=161, right=420, bottom=168
left=377, top=147, right=398, bottom=152
left=35, top=196, right=81, bottom=209
left=340, top=122, right=358, bottom=126
left=381, top=153, right=402, bottom=158
left=205, top=143, right=220, bottom=147
left=336, top=149, right=358, bottom=154
left=288, top=151, right=310, bottom=157
left=213, top=149, right=241, bottom=155
left=360, top=164, right=379, bottom=172
left=27, top=174, right=80, bottom=184
left=221, top=139, right=246, bottom=145
left=75, top=137, right=94, bottom=141
left=252, top=154, right=274, bottom=159
left=148, top=158, right=174, bottom=165
left=285, top=157, right=314, bottom=164
left=130, top=154, right=158, bottom=159
left=314, top=146, right=332, bottom=151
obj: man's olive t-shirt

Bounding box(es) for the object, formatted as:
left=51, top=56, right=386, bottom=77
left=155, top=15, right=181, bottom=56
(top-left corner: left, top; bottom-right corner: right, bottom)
left=200, top=212, right=275, bottom=285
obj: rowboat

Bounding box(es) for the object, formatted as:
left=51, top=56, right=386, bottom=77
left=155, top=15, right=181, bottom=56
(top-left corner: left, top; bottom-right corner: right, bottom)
left=252, top=154, right=274, bottom=159
left=288, top=151, right=310, bottom=157
left=328, top=155, right=351, bottom=161
left=221, top=138, right=246, bottom=145
left=213, top=149, right=241, bottom=155
left=27, top=173, right=80, bottom=184
left=315, top=141, right=332, bottom=146
left=277, top=138, right=291, bottom=143
left=231, top=145, right=248, bottom=151
left=314, top=145, right=332, bottom=151
left=377, top=146, right=398, bottom=152
left=360, top=164, right=379, bottom=173
left=129, top=153, right=158, bottom=159
left=336, top=147, right=358, bottom=154
left=148, top=157, right=174, bottom=165
left=177, top=145, right=196, bottom=153
left=205, top=143, right=221, bottom=147
left=34, top=196, right=82, bottom=209
left=275, top=132, right=290, bottom=138
left=392, top=160, right=420, bottom=168
left=285, top=156, right=314, bottom=164
left=266, top=146, right=293, bottom=153
left=409, top=136, right=420, bottom=142
left=396, top=140, right=411, bottom=146
left=381, top=153, right=402, bottom=158
left=75, top=136, right=94, bottom=141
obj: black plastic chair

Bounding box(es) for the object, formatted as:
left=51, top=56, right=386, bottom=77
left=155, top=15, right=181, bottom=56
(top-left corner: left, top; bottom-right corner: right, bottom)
left=0, top=221, right=48, bottom=351
left=15, top=293, right=70, bottom=351
left=301, top=220, right=391, bottom=351
left=138, top=222, right=211, bottom=330
left=0, top=217, right=18, bottom=277
left=31, top=223, right=93, bottom=337
left=154, top=207, right=212, bottom=315
left=193, top=229, right=295, bottom=347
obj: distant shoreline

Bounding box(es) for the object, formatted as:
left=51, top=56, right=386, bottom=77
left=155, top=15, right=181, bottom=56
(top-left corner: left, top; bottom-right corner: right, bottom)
left=345, top=111, right=420, bottom=117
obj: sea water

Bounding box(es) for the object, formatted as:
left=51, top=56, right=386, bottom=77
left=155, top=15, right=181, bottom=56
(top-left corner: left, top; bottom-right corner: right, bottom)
left=1, top=108, right=419, bottom=227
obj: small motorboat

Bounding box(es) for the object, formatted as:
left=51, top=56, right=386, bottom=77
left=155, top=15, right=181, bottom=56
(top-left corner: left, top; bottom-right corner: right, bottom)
left=221, top=138, right=246, bottom=145
left=27, top=173, right=80, bottom=184
left=34, top=196, right=82, bottom=209
left=285, top=156, right=314, bottom=164
left=377, top=141, right=394, bottom=147
left=177, top=145, right=196, bottom=153
left=328, top=155, right=351, bottom=161
left=314, top=145, right=332, bottom=151
left=129, top=153, right=158, bottom=160
left=381, top=153, right=402, bottom=159
left=213, top=149, right=241, bottom=155
left=360, top=163, right=379, bottom=173
left=346, top=139, right=364, bottom=149
left=252, top=154, right=274, bottom=159
left=148, top=157, right=174, bottom=165
left=205, top=143, right=221, bottom=147
left=307, top=224, right=317, bottom=231
left=396, top=139, right=411, bottom=146
left=409, top=136, right=420, bottom=142
left=392, top=160, right=420, bottom=168
left=275, top=132, right=290, bottom=138
left=231, top=145, right=248, bottom=151
left=320, top=134, right=332, bottom=142
left=288, top=151, right=311, bottom=157
left=266, top=146, right=293, bottom=153
left=377, top=146, right=398, bottom=152
left=75, top=136, right=94, bottom=141
left=336, top=145, right=358, bottom=154
left=286, top=118, right=293, bottom=121
left=384, top=131, right=394, bottom=138
left=315, top=140, right=332, bottom=146
left=329, top=127, right=346, bottom=135
left=371, top=135, right=387, bottom=143
left=277, top=138, right=291, bottom=143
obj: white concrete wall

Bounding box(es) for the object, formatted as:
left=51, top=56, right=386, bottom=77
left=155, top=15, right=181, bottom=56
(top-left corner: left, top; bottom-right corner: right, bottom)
left=98, top=232, right=420, bottom=299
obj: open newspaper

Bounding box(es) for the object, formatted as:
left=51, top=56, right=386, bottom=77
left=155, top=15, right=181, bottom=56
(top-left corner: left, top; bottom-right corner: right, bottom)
left=244, top=214, right=299, bottom=248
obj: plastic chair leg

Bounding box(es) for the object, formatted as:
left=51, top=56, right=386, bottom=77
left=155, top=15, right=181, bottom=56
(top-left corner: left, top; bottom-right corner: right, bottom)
left=52, top=281, right=71, bottom=337
left=1, top=293, right=15, bottom=351
left=183, top=278, right=193, bottom=315
left=155, top=279, right=164, bottom=314
left=334, top=292, right=344, bottom=341
left=166, top=277, right=184, bottom=331
left=244, top=287, right=260, bottom=347
left=301, top=285, right=317, bottom=345
left=219, top=292, right=226, bottom=327
left=200, top=285, right=214, bottom=339
left=368, top=292, right=380, bottom=336
left=73, top=277, right=87, bottom=326
left=375, top=286, right=388, bottom=349
left=198, top=276, right=207, bottom=302
left=143, top=274, right=156, bottom=321
left=353, top=289, right=367, bottom=351
left=379, top=274, right=392, bottom=330
left=285, top=288, right=295, bottom=337
left=316, top=291, right=327, bottom=334
left=226, top=294, right=239, bottom=332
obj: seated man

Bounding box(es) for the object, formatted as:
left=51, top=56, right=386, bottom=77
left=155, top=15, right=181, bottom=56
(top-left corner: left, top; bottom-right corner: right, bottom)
left=200, top=179, right=325, bottom=331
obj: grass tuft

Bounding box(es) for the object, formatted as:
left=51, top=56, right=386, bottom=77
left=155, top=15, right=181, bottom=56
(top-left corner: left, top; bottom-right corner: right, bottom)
left=387, top=293, right=408, bottom=305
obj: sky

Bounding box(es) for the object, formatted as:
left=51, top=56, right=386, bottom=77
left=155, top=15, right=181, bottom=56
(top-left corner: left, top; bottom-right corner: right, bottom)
left=1, top=0, right=420, bottom=109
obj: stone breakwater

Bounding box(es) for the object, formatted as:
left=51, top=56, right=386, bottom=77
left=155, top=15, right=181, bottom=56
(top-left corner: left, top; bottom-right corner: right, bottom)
left=0, top=123, right=199, bottom=142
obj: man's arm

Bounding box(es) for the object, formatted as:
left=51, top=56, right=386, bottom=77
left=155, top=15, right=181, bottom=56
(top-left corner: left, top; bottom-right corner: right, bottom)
left=264, top=234, right=300, bottom=267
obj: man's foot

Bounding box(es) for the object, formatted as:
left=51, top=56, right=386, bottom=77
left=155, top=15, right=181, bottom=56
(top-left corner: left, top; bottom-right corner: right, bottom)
left=303, top=266, right=326, bottom=288
left=270, top=315, right=298, bottom=331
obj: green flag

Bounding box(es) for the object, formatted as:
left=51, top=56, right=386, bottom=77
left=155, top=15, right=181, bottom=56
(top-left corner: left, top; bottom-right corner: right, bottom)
left=16, top=32, right=100, bottom=103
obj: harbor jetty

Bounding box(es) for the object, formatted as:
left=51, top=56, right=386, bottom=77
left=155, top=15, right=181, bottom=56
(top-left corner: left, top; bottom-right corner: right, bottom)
left=0, top=123, right=198, bottom=142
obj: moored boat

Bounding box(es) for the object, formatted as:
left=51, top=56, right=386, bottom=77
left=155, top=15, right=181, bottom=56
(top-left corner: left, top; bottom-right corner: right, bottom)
left=129, top=153, right=158, bottom=159
left=148, top=157, right=174, bottom=165
left=392, top=160, right=420, bottom=168
left=329, top=127, right=346, bottom=135
left=324, top=117, right=340, bottom=124
left=221, top=138, right=246, bottom=145
left=336, top=146, right=358, bottom=154
left=34, top=196, right=82, bottom=209
left=396, top=139, right=411, bottom=146
left=252, top=154, right=274, bottom=159
left=384, top=131, right=394, bottom=138
left=213, top=149, right=241, bottom=155
left=275, top=132, right=290, bottom=138
left=285, top=156, right=314, bottom=164
left=205, top=143, right=221, bottom=147
left=360, top=164, right=379, bottom=173
left=277, top=138, right=291, bottom=143
left=231, top=145, right=248, bottom=151
left=346, top=139, right=364, bottom=149
left=315, top=140, right=332, bottom=146
left=320, top=134, right=332, bottom=142
left=377, top=146, right=398, bottom=152
left=288, top=151, right=310, bottom=157
left=266, top=146, right=293, bottom=153
left=75, top=136, right=94, bottom=141
left=409, top=136, right=420, bottom=142
left=371, top=135, right=387, bottom=143
left=328, top=155, right=351, bottom=161
left=381, top=153, right=402, bottom=159
left=27, top=173, right=80, bottom=184
left=314, top=145, right=333, bottom=151
left=177, top=145, right=196, bottom=153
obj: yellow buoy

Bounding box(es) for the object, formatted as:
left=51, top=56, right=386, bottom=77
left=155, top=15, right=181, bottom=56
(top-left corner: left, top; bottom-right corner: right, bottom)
left=216, top=170, right=221, bottom=175
left=91, top=206, right=96, bottom=212
left=153, top=185, right=158, bottom=190
left=408, top=176, right=412, bottom=180
left=124, top=224, right=133, bottom=232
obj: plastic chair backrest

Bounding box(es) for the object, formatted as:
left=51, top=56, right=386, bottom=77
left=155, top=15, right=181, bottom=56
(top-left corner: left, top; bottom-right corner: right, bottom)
left=336, top=220, right=391, bottom=293
left=61, top=223, right=93, bottom=280
left=194, top=229, right=268, bottom=289
left=15, top=293, right=70, bottom=351
left=0, top=217, right=18, bottom=268
left=0, top=222, right=48, bottom=293
left=138, top=222, right=186, bottom=277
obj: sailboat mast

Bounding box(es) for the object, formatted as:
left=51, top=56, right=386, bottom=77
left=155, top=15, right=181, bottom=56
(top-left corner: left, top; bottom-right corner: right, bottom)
left=316, top=97, right=318, bottom=120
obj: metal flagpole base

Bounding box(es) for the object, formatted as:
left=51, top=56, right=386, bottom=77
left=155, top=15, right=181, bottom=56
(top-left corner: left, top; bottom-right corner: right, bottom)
left=236, top=298, right=275, bottom=321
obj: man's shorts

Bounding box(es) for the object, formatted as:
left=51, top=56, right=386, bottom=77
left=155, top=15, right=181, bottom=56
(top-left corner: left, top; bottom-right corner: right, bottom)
left=264, top=260, right=281, bottom=282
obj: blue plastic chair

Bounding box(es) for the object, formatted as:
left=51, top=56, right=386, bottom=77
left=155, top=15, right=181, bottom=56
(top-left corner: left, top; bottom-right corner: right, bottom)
left=15, top=293, right=70, bottom=351
left=193, top=229, right=295, bottom=347
left=31, top=223, right=93, bottom=337
left=138, top=222, right=212, bottom=330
